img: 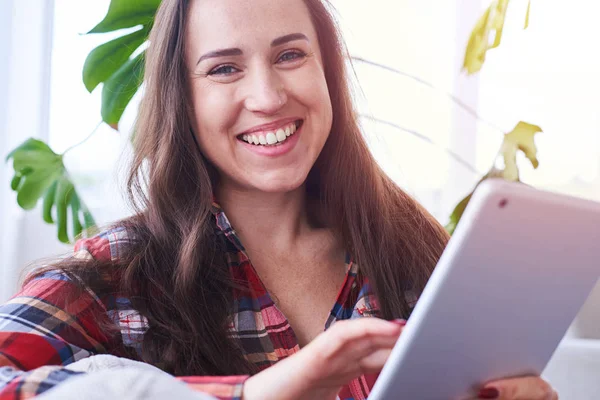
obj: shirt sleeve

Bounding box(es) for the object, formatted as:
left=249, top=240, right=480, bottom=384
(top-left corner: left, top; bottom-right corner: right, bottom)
left=0, top=270, right=118, bottom=399
left=1, top=234, right=250, bottom=400
left=178, top=376, right=249, bottom=400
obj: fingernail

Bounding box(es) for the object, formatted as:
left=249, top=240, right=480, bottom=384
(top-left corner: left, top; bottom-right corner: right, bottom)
left=391, top=319, right=406, bottom=326
left=477, top=387, right=499, bottom=399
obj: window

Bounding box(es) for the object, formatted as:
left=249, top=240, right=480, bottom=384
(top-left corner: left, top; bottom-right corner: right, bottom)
left=48, top=0, right=136, bottom=223
left=330, top=0, right=482, bottom=220
left=476, top=0, right=600, bottom=201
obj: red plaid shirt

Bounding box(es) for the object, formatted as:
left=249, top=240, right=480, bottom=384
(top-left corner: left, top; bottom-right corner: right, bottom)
left=0, top=202, right=407, bottom=399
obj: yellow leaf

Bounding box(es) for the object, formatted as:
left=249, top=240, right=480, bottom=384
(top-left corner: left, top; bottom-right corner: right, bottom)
left=463, top=0, right=511, bottom=74
left=501, top=121, right=542, bottom=181
left=524, top=0, right=531, bottom=29
left=490, top=0, right=510, bottom=49
left=463, top=7, right=491, bottom=74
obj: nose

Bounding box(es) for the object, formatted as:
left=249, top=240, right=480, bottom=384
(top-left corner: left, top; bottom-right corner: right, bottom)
left=243, top=67, right=287, bottom=115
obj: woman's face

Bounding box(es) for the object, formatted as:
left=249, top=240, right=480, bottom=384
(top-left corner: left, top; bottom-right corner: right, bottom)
left=185, top=0, right=333, bottom=193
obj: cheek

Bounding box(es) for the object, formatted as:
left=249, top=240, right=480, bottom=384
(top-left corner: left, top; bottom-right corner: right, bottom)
left=190, top=85, right=238, bottom=147
left=288, top=68, right=330, bottom=109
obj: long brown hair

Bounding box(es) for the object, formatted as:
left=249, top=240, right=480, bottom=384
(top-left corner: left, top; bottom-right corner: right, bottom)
left=31, top=0, right=449, bottom=376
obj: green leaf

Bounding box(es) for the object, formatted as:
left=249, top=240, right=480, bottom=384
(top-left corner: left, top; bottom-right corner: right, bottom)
left=14, top=174, right=61, bottom=210
left=12, top=151, right=62, bottom=173
left=83, top=27, right=148, bottom=93
left=101, top=51, right=145, bottom=129
left=70, top=195, right=83, bottom=239
left=88, top=0, right=161, bottom=33
left=6, top=139, right=64, bottom=210
left=445, top=171, right=505, bottom=235
left=43, top=181, right=58, bottom=223
left=10, top=175, right=22, bottom=191
left=83, top=209, right=97, bottom=230
left=5, top=138, right=55, bottom=162
left=55, top=177, right=75, bottom=244
left=524, top=0, right=531, bottom=29
left=445, top=192, right=473, bottom=235
left=6, top=138, right=98, bottom=243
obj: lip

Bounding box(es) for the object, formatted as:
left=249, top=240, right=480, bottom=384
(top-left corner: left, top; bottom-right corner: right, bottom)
left=238, top=121, right=303, bottom=158
left=239, top=117, right=301, bottom=136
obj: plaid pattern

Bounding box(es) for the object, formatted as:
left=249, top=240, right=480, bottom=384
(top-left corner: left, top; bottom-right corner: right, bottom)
left=0, top=202, right=384, bottom=400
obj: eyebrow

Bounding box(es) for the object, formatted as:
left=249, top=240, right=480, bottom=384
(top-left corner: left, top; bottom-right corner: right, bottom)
left=196, top=48, right=243, bottom=65
left=196, top=33, right=309, bottom=65
left=271, top=32, right=309, bottom=47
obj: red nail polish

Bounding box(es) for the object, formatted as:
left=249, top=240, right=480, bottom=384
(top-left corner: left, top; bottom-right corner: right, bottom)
left=478, top=387, right=499, bottom=399
left=392, top=319, right=406, bottom=326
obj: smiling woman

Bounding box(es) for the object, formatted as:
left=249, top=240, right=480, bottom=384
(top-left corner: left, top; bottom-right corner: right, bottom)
left=0, top=1, right=557, bottom=400
left=186, top=0, right=333, bottom=195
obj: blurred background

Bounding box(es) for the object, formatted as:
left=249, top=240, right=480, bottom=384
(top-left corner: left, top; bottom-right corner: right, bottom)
left=2, top=0, right=600, bottom=295
left=1, top=0, right=600, bottom=397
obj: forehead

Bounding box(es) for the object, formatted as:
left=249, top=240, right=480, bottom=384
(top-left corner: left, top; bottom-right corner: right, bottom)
left=186, top=0, right=317, bottom=51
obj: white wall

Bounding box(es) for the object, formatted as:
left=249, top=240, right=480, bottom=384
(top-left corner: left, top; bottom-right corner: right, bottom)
left=0, top=0, right=64, bottom=302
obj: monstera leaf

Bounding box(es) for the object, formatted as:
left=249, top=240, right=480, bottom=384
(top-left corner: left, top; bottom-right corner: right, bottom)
left=83, top=0, right=160, bottom=130
left=100, top=51, right=146, bottom=130
left=6, top=139, right=97, bottom=243
left=463, top=0, right=509, bottom=74
left=87, top=0, right=160, bottom=33
left=445, top=121, right=542, bottom=234
left=83, top=27, right=148, bottom=93
left=463, top=0, right=532, bottom=74
left=501, top=121, right=542, bottom=181
left=5, top=0, right=159, bottom=244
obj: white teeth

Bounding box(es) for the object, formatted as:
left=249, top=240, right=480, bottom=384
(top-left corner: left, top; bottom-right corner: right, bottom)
left=241, top=121, right=300, bottom=146
left=276, top=129, right=286, bottom=142
left=266, top=132, right=278, bottom=144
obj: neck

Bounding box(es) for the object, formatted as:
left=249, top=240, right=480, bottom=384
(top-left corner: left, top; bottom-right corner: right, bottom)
left=215, top=182, right=312, bottom=252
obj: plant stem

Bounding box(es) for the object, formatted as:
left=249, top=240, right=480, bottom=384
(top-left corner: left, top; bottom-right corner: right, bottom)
left=361, top=114, right=482, bottom=175
left=62, top=121, right=103, bottom=156
left=350, top=56, right=506, bottom=135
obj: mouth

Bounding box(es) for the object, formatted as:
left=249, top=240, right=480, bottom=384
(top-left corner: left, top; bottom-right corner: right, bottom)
left=237, top=120, right=304, bottom=146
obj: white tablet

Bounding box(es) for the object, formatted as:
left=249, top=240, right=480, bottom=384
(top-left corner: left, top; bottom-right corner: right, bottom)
left=369, top=179, right=600, bottom=400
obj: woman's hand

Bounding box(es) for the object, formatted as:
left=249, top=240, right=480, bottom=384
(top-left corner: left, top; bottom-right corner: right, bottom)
left=242, top=318, right=404, bottom=400
left=475, top=376, right=558, bottom=399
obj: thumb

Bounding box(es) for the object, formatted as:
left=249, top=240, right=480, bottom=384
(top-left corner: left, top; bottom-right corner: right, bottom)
left=476, top=376, right=557, bottom=400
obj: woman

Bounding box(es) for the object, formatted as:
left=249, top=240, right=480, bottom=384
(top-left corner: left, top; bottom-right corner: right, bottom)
left=0, top=0, right=557, bottom=399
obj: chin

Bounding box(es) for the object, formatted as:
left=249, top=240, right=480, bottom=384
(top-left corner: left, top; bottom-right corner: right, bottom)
left=250, top=172, right=308, bottom=193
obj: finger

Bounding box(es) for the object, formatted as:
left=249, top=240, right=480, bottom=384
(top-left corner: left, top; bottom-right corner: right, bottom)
left=480, top=376, right=556, bottom=400
left=357, top=348, right=394, bottom=374
left=324, top=318, right=403, bottom=353
left=345, top=330, right=400, bottom=359
left=322, top=320, right=402, bottom=363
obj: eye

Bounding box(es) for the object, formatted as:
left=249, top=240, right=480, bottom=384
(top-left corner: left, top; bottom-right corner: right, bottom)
left=277, top=50, right=306, bottom=63
left=208, top=65, right=240, bottom=76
